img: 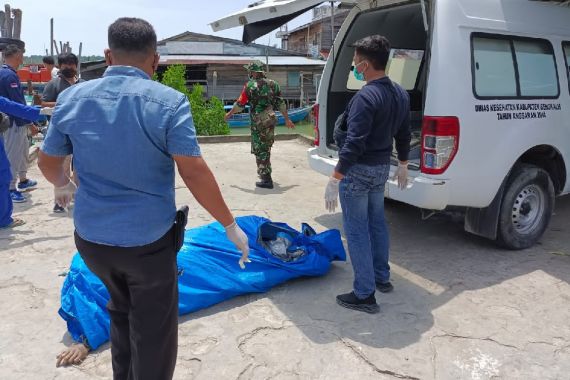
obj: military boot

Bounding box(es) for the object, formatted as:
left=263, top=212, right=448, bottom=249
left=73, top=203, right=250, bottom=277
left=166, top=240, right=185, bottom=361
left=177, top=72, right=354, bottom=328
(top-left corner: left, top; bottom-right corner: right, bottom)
left=256, top=175, right=274, bottom=189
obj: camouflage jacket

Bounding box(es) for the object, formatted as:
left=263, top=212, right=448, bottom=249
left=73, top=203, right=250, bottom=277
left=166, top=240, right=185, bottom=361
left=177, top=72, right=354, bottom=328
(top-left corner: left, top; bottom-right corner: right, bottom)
left=233, top=77, right=286, bottom=116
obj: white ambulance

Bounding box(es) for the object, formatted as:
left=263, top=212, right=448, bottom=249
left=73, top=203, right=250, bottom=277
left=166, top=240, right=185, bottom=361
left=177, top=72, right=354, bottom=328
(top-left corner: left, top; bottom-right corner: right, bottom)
left=212, top=0, right=570, bottom=249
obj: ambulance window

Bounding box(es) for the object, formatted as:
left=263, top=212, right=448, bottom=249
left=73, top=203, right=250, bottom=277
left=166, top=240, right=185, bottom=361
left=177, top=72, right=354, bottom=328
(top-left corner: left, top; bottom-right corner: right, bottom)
left=346, top=49, right=424, bottom=91
left=514, top=40, right=558, bottom=97
left=387, top=49, right=424, bottom=89
left=472, top=37, right=517, bottom=97
left=562, top=42, right=570, bottom=90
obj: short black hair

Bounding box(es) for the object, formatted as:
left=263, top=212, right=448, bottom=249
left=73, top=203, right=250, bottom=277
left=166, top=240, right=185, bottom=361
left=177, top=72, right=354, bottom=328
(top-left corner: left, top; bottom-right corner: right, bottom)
left=42, top=56, right=55, bottom=65
left=4, top=44, right=23, bottom=58
left=57, top=53, right=79, bottom=66
left=352, top=35, right=391, bottom=70
left=108, top=17, right=157, bottom=56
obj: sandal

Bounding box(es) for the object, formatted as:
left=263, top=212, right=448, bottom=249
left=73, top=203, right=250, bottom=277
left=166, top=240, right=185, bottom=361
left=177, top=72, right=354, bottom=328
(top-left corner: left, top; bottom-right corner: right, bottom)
left=0, top=218, right=26, bottom=229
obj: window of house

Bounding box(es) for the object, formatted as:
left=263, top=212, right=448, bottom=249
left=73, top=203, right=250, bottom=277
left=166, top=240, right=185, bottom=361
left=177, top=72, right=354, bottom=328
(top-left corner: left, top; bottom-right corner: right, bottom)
left=288, top=71, right=300, bottom=87
left=313, top=73, right=322, bottom=89
left=472, top=34, right=559, bottom=99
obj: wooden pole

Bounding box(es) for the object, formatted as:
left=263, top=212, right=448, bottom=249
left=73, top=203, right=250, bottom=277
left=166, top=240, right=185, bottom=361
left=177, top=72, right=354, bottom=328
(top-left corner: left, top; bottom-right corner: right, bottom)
left=0, top=11, right=5, bottom=38
left=307, top=20, right=310, bottom=56
left=50, top=18, right=54, bottom=57
left=12, top=8, right=21, bottom=40
left=78, top=42, right=82, bottom=77
left=4, top=4, right=12, bottom=38
left=53, top=39, right=60, bottom=55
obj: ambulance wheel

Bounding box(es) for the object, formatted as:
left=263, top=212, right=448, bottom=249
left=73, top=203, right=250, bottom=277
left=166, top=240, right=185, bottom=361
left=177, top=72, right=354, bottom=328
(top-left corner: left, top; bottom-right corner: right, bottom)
left=497, top=164, right=555, bottom=250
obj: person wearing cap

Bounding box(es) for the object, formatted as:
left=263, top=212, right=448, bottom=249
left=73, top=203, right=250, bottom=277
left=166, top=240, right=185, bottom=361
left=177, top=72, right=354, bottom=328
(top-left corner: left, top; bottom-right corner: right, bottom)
left=225, top=61, right=295, bottom=189
left=0, top=43, right=39, bottom=203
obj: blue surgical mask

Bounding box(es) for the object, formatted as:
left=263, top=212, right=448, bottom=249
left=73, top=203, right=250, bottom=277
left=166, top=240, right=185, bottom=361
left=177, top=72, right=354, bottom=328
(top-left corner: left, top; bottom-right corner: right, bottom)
left=353, top=61, right=366, bottom=81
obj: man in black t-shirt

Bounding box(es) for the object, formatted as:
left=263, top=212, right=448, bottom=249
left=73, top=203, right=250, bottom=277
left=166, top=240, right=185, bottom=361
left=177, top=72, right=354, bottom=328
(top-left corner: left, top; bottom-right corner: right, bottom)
left=41, top=53, right=84, bottom=107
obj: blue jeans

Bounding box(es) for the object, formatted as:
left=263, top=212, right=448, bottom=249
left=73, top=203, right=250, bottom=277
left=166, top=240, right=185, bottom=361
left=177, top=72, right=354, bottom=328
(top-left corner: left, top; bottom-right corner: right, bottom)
left=339, top=163, right=390, bottom=299
left=0, top=136, right=13, bottom=228
left=0, top=183, right=12, bottom=228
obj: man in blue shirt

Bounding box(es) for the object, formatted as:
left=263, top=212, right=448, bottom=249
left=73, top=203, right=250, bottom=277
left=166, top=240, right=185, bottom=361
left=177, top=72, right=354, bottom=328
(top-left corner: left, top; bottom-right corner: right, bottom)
left=38, top=18, right=250, bottom=379
left=324, top=35, right=411, bottom=314
left=0, top=97, right=48, bottom=229
left=0, top=44, right=39, bottom=203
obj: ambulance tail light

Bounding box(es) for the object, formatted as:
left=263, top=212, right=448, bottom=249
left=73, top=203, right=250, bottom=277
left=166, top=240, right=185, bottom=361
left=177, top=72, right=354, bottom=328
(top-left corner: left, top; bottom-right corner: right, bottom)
left=313, top=104, right=320, bottom=146
left=421, top=116, right=460, bottom=175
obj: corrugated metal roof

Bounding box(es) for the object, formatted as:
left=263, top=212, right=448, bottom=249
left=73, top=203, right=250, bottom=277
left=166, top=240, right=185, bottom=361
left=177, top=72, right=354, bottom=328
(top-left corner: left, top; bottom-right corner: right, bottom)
left=159, top=55, right=326, bottom=66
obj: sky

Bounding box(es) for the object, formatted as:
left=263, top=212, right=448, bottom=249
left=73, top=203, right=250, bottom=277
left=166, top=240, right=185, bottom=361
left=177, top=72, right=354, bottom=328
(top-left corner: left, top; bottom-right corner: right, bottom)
left=9, top=0, right=314, bottom=56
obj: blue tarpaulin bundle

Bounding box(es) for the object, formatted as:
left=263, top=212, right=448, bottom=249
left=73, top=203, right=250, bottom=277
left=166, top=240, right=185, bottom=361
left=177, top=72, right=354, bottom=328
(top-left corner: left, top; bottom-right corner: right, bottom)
left=59, top=216, right=346, bottom=350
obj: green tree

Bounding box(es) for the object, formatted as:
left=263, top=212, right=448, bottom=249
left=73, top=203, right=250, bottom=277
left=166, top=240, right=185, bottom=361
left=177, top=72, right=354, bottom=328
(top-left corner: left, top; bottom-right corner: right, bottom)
left=160, top=64, right=188, bottom=96
left=188, top=84, right=229, bottom=136
left=161, top=65, right=229, bottom=136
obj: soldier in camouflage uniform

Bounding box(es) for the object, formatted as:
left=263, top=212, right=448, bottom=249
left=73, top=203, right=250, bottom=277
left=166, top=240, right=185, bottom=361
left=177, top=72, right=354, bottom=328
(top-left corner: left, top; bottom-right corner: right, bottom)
left=225, top=61, right=295, bottom=189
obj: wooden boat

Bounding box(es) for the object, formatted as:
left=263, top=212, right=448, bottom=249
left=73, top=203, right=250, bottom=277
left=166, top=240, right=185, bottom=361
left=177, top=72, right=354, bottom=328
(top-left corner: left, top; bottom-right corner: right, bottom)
left=224, top=105, right=312, bottom=128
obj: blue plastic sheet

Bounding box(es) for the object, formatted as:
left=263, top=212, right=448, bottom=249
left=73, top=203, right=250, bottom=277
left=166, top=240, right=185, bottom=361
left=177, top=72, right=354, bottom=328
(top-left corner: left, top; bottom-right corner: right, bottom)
left=59, top=216, right=346, bottom=350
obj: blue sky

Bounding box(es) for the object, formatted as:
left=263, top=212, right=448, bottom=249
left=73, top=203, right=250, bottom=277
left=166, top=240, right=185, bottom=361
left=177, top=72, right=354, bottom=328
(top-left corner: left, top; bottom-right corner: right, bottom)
left=12, top=0, right=313, bottom=56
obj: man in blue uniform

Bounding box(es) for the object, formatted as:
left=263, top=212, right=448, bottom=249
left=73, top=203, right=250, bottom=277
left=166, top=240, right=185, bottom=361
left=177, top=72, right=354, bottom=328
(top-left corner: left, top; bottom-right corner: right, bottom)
left=0, top=44, right=38, bottom=203
left=0, top=96, right=48, bottom=228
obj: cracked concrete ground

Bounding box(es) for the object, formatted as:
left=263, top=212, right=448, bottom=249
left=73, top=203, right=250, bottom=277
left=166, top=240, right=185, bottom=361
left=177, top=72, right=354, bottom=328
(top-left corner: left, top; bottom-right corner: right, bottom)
left=1, top=139, right=569, bottom=380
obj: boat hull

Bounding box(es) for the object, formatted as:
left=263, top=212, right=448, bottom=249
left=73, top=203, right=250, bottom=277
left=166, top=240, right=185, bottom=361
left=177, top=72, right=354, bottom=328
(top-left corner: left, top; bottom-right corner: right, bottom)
left=227, top=106, right=311, bottom=128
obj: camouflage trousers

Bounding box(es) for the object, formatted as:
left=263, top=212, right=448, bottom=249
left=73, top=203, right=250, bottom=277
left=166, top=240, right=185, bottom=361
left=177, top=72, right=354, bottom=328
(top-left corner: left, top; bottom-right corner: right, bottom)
left=250, top=112, right=276, bottom=177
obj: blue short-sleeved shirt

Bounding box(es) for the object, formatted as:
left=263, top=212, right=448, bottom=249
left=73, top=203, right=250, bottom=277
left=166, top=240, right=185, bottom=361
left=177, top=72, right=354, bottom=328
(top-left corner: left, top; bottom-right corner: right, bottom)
left=0, top=96, right=41, bottom=183
left=0, top=64, right=30, bottom=126
left=41, top=66, right=201, bottom=247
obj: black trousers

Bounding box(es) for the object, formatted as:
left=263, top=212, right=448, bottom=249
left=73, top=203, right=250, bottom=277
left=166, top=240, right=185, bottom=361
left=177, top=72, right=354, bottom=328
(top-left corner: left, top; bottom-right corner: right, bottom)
left=75, top=227, right=179, bottom=380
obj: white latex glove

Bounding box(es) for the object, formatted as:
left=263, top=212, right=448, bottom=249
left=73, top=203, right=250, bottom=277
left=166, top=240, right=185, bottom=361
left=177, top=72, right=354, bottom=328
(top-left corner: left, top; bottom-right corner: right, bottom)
left=40, top=107, right=53, bottom=116
left=54, top=181, right=77, bottom=208
left=325, top=177, right=341, bottom=212
left=392, top=163, right=409, bottom=190
left=225, top=221, right=251, bottom=269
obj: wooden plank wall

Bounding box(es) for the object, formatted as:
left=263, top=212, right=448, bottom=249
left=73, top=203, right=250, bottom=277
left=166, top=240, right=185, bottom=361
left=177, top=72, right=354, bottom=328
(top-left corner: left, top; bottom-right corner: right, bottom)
left=205, top=64, right=323, bottom=107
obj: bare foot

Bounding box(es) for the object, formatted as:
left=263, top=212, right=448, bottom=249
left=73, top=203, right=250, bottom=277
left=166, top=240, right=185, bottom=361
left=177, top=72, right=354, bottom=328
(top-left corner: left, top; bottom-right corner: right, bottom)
left=56, top=343, right=89, bottom=367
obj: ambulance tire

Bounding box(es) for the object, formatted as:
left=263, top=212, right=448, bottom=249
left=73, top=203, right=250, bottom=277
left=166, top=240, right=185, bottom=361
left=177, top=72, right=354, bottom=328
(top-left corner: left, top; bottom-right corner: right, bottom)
left=497, top=164, right=555, bottom=250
